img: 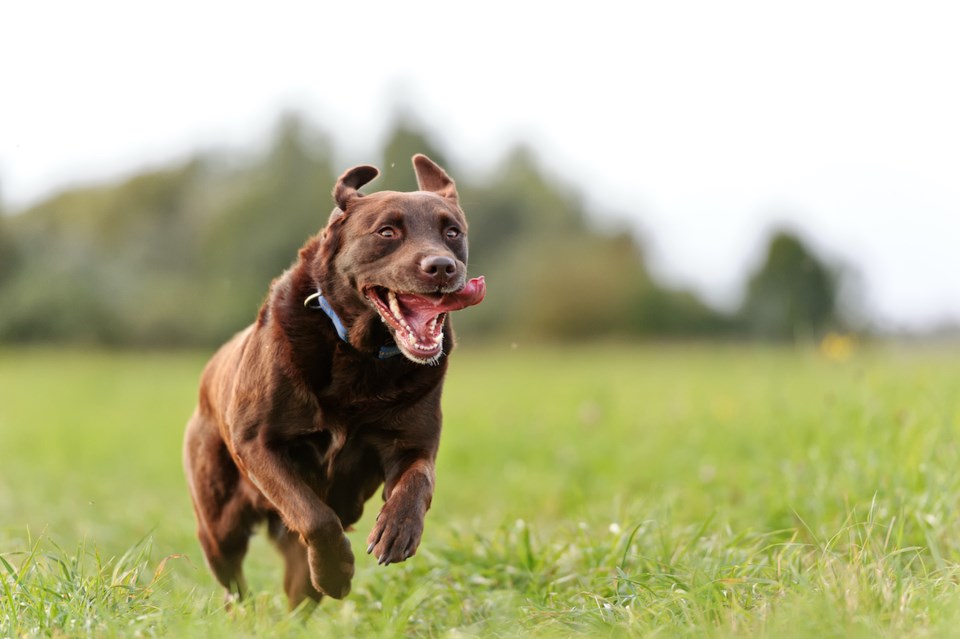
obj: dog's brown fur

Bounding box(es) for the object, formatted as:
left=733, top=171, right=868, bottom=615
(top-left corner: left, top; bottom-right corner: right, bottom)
left=183, top=154, right=483, bottom=609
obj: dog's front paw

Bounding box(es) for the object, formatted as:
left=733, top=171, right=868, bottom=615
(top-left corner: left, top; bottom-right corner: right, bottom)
left=365, top=504, right=425, bottom=566
left=307, top=534, right=354, bottom=599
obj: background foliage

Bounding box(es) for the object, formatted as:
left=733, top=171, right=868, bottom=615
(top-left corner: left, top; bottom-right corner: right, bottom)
left=0, top=113, right=848, bottom=347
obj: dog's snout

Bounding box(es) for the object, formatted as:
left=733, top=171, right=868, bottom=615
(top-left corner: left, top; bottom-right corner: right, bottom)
left=420, top=255, right=457, bottom=281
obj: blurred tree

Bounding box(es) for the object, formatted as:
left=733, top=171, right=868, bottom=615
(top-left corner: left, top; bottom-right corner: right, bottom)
left=739, top=230, right=839, bottom=340
left=376, top=116, right=450, bottom=193
left=507, top=233, right=651, bottom=339
left=457, top=145, right=590, bottom=283
left=452, top=147, right=732, bottom=339
left=0, top=110, right=750, bottom=347
left=0, top=161, right=209, bottom=344
left=197, top=114, right=337, bottom=340
left=0, top=205, right=18, bottom=286
left=631, top=287, right=738, bottom=336
left=451, top=146, right=608, bottom=336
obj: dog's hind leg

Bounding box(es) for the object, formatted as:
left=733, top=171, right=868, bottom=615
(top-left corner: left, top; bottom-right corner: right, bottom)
left=184, top=411, right=258, bottom=601
left=267, top=513, right=323, bottom=612
left=197, top=523, right=250, bottom=603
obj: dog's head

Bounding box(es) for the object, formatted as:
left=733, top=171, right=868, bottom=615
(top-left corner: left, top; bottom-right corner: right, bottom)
left=315, top=154, right=485, bottom=364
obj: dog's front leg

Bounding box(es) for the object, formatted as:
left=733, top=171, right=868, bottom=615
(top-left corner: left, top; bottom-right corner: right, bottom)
left=233, top=439, right=354, bottom=598
left=366, top=454, right=436, bottom=565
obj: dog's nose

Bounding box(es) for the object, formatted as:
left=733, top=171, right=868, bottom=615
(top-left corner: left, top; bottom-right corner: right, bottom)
left=420, top=255, right=457, bottom=282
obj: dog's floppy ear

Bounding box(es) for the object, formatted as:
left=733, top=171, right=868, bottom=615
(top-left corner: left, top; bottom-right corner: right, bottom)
left=413, top=154, right=458, bottom=204
left=334, top=164, right=379, bottom=211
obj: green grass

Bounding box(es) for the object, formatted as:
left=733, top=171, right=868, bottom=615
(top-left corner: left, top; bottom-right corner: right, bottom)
left=2, top=342, right=960, bottom=637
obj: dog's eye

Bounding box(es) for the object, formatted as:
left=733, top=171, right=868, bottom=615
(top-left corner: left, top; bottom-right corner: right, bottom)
left=445, top=227, right=462, bottom=240
left=377, top=226, right=398, bottom=239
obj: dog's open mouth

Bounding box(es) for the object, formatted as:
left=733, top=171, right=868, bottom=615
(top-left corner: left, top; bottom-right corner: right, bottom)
left=365, top=276, right=486, bottom=364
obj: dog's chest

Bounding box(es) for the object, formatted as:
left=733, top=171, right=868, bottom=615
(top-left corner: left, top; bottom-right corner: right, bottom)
left=316, top=355, right=444, bottom=418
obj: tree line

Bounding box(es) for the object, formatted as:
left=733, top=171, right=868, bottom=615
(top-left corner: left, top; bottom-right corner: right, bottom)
left=0, top=113, right=850, bottom=347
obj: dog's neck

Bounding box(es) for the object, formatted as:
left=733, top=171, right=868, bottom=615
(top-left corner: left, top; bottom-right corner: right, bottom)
left=304, top=288, right=401, bottom=360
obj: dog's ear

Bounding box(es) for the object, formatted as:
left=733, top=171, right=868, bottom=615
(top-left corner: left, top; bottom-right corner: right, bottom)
left=334, top=164, right=379, bottom=211
left=413, top=154, right=458, bottom=204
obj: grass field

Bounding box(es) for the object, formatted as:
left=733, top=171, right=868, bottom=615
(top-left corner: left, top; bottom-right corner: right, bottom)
left=2, top=342, right=960, bottom=637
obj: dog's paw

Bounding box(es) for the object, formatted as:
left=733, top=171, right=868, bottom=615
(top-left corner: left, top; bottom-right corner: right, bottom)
left=307, top=534, right=354, bottom=599
left=365, top=505, right=425, bottom=566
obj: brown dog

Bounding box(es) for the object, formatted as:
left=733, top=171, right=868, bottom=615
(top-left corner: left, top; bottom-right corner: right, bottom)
left=182, top=154, right=485, bottom=609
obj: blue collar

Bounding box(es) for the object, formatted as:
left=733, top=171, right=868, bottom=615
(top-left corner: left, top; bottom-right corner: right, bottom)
left=304, top=290, right=401, bottom=359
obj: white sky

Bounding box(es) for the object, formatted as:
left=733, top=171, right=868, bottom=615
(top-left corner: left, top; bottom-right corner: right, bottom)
left=2, top=0, right=958, bottom=329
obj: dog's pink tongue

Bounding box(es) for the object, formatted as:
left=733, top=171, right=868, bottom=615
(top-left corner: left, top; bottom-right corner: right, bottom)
left=396, top=277, right=486, bottom=316
left=395, top=277, right=486, bottom=337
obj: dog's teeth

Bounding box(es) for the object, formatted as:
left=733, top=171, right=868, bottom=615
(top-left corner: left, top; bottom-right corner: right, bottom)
left=388, top=291, right=402, bottom=319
